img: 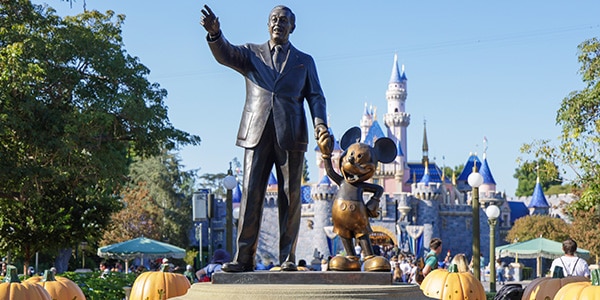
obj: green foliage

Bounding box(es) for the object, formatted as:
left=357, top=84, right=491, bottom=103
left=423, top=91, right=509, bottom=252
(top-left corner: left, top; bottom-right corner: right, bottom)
left=303, top=157, right=310, bottom=183
left=519, top=37, right=600, bottom=209
left=513, top=159, right=562, bottom=197
left=198, top=173, right=227, bottom=198
left=568, top=208, right=600, bottom=261
left=61, top=270, right=137, bottom=300
left=441, top=164, right=464, bottom=182
left=545, top=184, right=572, bottom=195
left=101, top=151, right=196, bottom=248
left=184, top=249, right=199, bottom=268
left=505, top=215, right=570, bottom=243
left=0, top=0, right=199, bottom=266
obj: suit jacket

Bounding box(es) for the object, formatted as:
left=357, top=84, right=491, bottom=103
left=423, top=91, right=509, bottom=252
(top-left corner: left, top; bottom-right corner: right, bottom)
left=208, top=34, right=327, bottom=152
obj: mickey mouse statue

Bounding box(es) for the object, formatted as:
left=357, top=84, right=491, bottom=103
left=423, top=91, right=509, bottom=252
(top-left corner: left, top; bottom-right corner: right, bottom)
left=318, top=127, right=397, bottom=272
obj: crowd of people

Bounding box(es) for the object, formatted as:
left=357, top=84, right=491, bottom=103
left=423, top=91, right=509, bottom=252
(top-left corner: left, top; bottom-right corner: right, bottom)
left=81, top=237, right=593, bottom=286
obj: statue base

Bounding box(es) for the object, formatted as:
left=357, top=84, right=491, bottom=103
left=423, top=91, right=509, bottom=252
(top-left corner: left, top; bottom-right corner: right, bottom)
left=170, top=271, right=433, bottom=300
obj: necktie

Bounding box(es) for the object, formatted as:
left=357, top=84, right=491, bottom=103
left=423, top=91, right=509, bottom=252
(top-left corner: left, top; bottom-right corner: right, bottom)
left=273, top=45, right=283, bottom=73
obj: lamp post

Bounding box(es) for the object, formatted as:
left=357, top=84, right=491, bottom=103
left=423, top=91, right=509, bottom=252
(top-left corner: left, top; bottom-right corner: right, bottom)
left=80, top=242, right=87, bottom=269
left=468, top=164, right=483, bottom=281
left=486, top=204, right=500, bottom=293
left=223, top=163, right=237, bottom=257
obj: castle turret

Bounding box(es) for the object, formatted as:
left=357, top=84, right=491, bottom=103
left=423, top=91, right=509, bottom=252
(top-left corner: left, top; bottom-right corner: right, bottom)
left=383, top=54, right=411, bottom=191
left=311, top=175, right=338, bottom=258
left=528, top=176, right=550, bottom=215
left=411, top=160, right=443, bottom=201
left=360, top=103, right=374, bottom=141
left=383, top=54, right=410, bottom=156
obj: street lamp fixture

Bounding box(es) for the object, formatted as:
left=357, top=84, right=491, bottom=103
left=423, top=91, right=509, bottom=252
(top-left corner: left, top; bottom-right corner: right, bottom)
left=485, top=204, right=500, bottom=293
left=467, top=165, right=483, bottom=281
left=223, top=164, right=237, bottom=257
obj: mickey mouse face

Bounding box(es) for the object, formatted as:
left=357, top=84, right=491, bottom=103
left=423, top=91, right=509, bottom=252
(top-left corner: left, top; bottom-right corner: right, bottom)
left=340, top=143, right=376, bottom=184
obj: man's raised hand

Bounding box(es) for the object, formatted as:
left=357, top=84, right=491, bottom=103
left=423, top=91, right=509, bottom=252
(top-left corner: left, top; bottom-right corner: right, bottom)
left=200, top=5, right=220, bottom=36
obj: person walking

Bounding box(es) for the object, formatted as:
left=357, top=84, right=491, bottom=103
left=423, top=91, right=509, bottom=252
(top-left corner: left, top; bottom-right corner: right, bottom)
left=550, top=238, right=590, bottom=277
left=422, top=238, right=442, bottom=277
left=200, top=4, right=330, bottom=273
left=496, top=258, right=506, bottom=285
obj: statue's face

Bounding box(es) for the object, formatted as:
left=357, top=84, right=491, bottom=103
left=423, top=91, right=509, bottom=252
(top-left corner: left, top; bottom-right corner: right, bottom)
left=268, top=8, right=294, bottom=45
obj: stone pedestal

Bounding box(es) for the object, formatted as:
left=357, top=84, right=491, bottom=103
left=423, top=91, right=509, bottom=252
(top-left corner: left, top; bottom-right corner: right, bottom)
left=171, top=272, right=434, bottom=300
left=509, top=262, right=523, bottom=281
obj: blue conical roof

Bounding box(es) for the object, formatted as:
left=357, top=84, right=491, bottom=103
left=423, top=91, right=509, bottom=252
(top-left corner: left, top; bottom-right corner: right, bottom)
left=528, top=181, right=550, bottom=208
left=389, top=54, right=402, bottom=83
left=232, top=182, right=241, bottom=203
left=479, top=157, right=497, bottom=185
left=268, top=172, right=277, bottom=185
left=319, top=175, right=332, bottom=186
left=457, top=154, right=482, bottom=181
left=419, top=172, right=431, bottom=186
left=397, top=140, right=404, bottom=157
left=364, top=120, right=386, bottom=147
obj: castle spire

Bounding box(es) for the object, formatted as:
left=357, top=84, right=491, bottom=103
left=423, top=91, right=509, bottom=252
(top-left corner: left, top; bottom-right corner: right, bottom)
left=389, top=53, right=402, bottom=83
left=422, top=120, right=429, bottom=165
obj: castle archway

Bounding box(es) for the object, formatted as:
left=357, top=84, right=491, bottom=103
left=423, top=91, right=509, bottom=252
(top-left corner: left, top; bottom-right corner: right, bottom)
left=369, top=225, right=397, bottom=248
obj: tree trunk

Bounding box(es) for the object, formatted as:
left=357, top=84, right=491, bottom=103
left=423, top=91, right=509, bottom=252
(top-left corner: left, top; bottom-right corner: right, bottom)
left=55, top=248, right=72, bottom=274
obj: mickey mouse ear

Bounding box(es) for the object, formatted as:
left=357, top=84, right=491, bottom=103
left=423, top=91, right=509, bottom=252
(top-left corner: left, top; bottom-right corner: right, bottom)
left=340, top=127, right=362, bottom=150
left=374, top=138, right=397, bottom=163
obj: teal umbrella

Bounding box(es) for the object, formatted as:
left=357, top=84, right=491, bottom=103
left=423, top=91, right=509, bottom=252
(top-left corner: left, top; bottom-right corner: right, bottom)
left=495, top=237, right=590, bottom=278
left=496, top=237, right=590, bottom=260
left=97, top=237, right=186, bottom=272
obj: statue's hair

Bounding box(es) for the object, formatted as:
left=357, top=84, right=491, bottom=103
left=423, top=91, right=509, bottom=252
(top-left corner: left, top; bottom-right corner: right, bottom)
left=270, top=5, right=295, bottom=27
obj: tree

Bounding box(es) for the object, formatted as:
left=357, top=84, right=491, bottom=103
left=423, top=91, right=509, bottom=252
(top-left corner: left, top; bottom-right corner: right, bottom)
left=513, top=159, right=563, bottom=197
left=0, top=1, right=200, bottom=272
left=102, top=184, right=162, bottom=244
left=302, top=157, right=310, bottom=183
left=102, top=151, right=195, bottom=248
left=520, top=37, right=600, bottom=212
left=569, top=208, right=600, bottom=262
left=441, top=164, right=464, bottom=181
left=505, top=215, right=570, bottom=244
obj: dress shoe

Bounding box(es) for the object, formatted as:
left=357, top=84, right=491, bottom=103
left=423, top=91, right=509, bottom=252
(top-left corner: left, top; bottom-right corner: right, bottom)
left=280, top=261, right=298, bottom=271
left=222, top=261, right=254, bottom=272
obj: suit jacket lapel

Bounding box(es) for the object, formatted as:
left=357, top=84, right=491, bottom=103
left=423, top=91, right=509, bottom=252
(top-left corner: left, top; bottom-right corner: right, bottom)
left=280, top=44, right=297, bottom=76
left=258, top=42, right=279, bottom=82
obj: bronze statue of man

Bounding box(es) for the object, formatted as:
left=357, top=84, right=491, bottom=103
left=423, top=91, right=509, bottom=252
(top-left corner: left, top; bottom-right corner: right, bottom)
left=200, top=4, right=331, bottom=272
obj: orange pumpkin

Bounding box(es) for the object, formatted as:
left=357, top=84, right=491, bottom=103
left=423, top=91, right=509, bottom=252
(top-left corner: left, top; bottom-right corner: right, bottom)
left=27, top=270, right=86, bottom=300
left=129, top=264, right=191, bottom=300
left=554, top=268, right=600, bottom=300
left=0, top=265, right=51, bottom=300
left=420, top=264, right=486, bottom=300
left=521, top=267, right=588, bottom=300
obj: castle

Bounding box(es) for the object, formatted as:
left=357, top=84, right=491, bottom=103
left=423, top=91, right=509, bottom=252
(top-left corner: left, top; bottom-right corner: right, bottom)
left=204, top=54, right=567, bottom=268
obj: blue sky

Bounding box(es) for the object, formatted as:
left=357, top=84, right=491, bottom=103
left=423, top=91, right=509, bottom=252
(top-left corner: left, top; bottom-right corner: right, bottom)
left=35, top=0, right=600, bottom=198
